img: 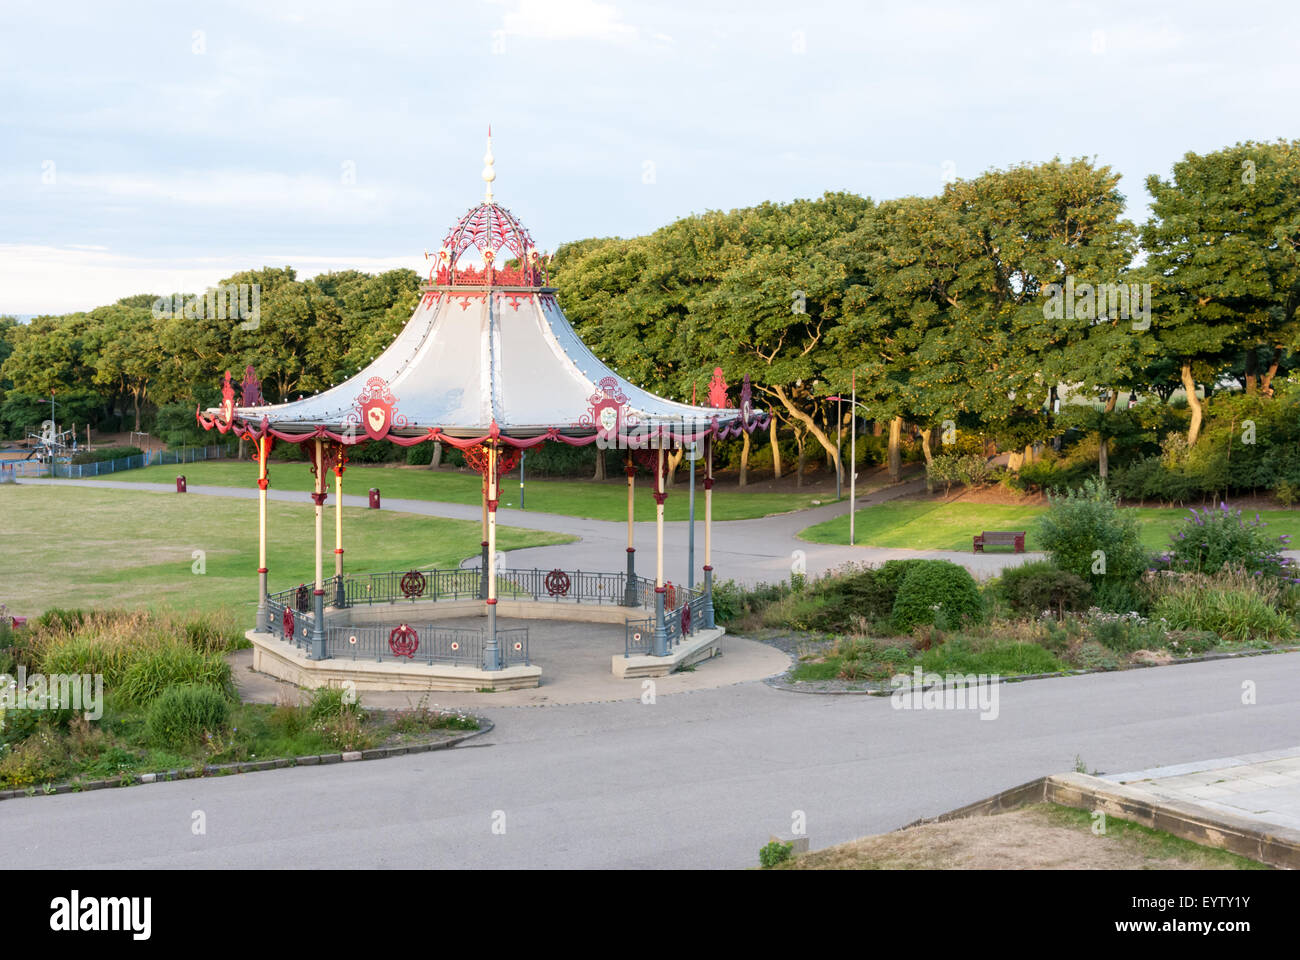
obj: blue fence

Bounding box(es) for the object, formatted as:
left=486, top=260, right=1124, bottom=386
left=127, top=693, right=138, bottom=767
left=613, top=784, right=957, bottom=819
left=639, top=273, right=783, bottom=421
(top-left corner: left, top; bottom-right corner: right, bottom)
left=0, top=444, right=231, bottom=480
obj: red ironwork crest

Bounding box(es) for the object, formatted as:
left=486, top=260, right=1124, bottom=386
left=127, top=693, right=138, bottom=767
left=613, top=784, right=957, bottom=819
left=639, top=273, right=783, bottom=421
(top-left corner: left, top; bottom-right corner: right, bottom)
left=219, top=370, right=236, bottom=426
left=400, top=570, right=427, bottom=598
left=577, top=376, right=636, bottom=440
left=664, top=581, right=677, bottom=611
left=389, top=624, right=419, bottom=658
left=349, top=377, right=406, bottom=442
left=544, top=569, right=571, bottom=597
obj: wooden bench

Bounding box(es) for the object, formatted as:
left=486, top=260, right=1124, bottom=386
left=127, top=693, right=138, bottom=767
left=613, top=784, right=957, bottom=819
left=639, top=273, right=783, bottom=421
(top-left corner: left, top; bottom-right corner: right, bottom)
left=973, top=531, right=1025, bottom=554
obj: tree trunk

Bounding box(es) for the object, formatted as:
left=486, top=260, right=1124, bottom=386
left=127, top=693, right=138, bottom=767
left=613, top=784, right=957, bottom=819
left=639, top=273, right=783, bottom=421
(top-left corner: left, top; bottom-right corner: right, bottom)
left=795, top=432, right=806, bottom=487
left=593, top=448, right=607, bottom=481
left=429, top=441, right=443, bottom=470
left=887, top=416, right=903, bottom=482
left=132, top=392, right=142, bottom=432
left=769, top=417, right=782, bottom=480
left=1099, top=436, right=1109, bottom=479
left=1245, top=347, right=1258, bottom=395
left=1261, top=346, right=1283, bottom=397
left=766, top=385, right=841, bottom=479
left=739, top=431, right=751, bottom=487
left=919, top=428, right=934, bottom=465
left=1181, top=363, right=1204, bottom=447
left=665, top=448, right=683, bottom=488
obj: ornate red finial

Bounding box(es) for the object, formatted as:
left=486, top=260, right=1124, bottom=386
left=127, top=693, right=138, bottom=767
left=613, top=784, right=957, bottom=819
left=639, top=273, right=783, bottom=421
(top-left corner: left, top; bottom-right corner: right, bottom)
left=708, top=367, right=729, bottom=408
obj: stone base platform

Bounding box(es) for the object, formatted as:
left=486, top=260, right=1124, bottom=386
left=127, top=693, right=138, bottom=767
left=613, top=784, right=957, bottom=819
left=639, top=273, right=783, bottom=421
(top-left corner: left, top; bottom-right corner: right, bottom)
left=247, top=629, right=542, bottom=692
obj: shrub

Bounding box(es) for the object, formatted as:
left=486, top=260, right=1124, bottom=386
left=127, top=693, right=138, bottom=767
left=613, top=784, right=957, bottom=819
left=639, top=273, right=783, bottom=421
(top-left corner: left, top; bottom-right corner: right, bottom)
left=892, top=560, right=983, bottom=632
left=1156, top=503, right=1294, bottom=580
left=1036, top=478, right=1146, bottom=593
left=144, top=684, right=230, bottom=747
left=118, top=644, right=233, bottom=706
left=306, top=685, right=362, bottom=724
left=1164, top=630, right=1219, bottom=656
left=0, top=726, right=65, bottom=787
left=1085, top=610, right=1168, bottom=654
left=998, top=562, right=1092, bottom=618
left=1151, top=574, right=1294, bottom=644
left=759, top=840, right=793, bottom=869
left=405, top=444, right=433, bottom=466
left=1077, top=641, right=1120, bottom=671
left=70, top=445, right=143, bottom=465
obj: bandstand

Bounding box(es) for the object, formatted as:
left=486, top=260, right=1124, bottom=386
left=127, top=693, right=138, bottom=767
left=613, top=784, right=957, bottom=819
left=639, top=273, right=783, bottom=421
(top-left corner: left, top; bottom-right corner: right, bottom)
left=197, top=135, right=768, bottom=690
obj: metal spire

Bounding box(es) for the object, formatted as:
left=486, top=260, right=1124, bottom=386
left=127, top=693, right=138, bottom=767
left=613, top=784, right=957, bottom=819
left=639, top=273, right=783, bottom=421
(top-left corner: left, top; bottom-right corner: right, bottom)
left=482, top=125, right=495, bottom=203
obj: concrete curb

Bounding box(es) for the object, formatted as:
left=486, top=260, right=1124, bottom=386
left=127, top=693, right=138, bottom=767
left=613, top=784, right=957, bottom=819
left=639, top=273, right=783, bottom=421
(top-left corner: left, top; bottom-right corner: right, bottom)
left=901, top=771, right=1300, bottom=870
left=0, top=719, right=493, bottom=804
left=764, top=643, right=1300, bottom=696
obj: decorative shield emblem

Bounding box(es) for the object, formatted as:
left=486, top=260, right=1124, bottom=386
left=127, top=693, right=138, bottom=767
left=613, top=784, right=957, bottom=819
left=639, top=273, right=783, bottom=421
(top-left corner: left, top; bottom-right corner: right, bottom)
left=389, top=624, right=419, bottom=658
left=350, top=376, right=405, bottom=442
left=577, top=376, right=636, bottom=441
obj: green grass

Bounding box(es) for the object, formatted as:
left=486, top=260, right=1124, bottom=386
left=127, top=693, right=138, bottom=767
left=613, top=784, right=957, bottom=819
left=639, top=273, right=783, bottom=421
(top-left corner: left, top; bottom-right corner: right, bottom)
left=104, top=460, right=831, bottom=522
left=799, top=500, right=1300, bottom=552
left=1039, top=804, right=1271, bottom=869
left=0, top=485, right=573, bottom=617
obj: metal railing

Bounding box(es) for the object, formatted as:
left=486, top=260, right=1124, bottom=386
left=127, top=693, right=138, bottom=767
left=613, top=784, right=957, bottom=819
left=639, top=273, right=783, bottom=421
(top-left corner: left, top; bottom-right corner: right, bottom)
left=0, top=444, right=231, bottom=480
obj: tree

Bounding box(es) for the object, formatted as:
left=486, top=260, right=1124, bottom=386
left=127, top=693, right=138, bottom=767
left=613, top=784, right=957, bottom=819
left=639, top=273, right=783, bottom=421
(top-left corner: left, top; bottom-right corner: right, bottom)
left=1142, top=140, right=1300, bottom=445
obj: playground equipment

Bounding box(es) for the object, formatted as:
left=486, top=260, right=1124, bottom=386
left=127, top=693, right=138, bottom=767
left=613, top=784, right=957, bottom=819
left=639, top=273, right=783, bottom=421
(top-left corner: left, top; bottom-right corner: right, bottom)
left=24, top=420, right=78, bottom=462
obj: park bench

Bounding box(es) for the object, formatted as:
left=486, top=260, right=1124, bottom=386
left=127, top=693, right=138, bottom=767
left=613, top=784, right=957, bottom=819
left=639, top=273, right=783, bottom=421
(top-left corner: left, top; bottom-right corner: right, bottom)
left=973, top=530, right=1025, bottom=554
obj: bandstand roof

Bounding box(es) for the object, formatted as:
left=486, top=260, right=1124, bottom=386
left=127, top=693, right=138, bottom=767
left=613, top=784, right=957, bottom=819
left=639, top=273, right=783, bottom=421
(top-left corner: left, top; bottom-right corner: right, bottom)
left=201, top=133, right=762, bottom=451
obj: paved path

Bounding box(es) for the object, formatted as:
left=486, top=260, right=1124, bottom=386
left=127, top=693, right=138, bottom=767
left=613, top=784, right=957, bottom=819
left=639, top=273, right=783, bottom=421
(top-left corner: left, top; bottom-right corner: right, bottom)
left=18, top=477, right=1043, bottom=584
left=1101, top=747, right=1300, bottom=833
left=3, top=651, right=1298, bottom=868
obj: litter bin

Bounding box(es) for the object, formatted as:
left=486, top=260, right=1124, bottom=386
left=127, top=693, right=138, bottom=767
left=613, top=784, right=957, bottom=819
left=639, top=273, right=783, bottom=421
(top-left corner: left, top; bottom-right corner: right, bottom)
left=176, top=475, right=187, bottom=493
left=368, top=487, right=380, bottom=509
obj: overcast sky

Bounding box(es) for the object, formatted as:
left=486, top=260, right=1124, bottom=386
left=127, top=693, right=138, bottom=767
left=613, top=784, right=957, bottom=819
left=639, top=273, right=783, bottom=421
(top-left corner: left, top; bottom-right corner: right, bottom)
left=2, top=0, right=1298, bottom=314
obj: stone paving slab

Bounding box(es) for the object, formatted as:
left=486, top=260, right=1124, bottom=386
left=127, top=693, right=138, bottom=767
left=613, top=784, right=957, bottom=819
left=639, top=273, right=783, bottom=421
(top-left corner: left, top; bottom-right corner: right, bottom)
left=1101, top=748, right=1300, bottom=835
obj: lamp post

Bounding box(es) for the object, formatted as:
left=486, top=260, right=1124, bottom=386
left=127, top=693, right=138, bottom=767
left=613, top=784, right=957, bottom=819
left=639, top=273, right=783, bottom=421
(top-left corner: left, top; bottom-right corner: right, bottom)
left=829, top=378, right=868, bottom=547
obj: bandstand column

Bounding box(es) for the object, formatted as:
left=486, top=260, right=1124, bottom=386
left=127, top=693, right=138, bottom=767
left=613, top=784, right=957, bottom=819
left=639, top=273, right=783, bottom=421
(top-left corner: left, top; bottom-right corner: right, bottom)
left=653, top=443, right=668, bottom=656
left=333, top=458, right=346, bottom=608
left=256, top=435, right=270, bottom=632
left=484, top=443, right=502, bottom=670
left=703, top=436, right=716, bottom=629
left=310, top=438, right=327, bottom=659
left=479, top=479, right=490, bottom=601
left=623, top=459, right=638, bottom=606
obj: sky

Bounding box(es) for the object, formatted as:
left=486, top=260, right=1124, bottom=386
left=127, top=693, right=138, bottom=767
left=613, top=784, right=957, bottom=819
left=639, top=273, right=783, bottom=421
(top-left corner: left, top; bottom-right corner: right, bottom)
left=1, top=0, right=1298, bottom=315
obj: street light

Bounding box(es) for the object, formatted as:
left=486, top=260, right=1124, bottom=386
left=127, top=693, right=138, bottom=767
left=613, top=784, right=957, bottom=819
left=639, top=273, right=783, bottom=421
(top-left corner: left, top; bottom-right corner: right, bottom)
left=828, top=377, right=868, bottom=546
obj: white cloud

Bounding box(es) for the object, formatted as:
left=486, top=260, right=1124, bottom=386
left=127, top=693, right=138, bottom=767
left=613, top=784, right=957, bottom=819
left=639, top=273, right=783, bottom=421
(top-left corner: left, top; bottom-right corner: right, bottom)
left=0, top=245, right=424, bottom=316
left=499, top=0, right=637, bottom=41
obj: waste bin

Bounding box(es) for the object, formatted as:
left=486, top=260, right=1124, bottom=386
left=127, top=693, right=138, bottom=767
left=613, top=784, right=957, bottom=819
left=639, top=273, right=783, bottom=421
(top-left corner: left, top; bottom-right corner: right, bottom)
left=176, top=475, right=187, bottom=493
left=368, top=487, right=380, bottom=509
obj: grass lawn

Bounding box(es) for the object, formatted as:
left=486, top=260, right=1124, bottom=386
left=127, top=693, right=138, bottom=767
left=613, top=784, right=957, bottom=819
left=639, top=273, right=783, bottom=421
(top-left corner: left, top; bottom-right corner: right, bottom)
left=107, top=461, right=831, bottom=522
left=0, top=485, right=573, bottom=618
left=798, top=500, right=1300, bottom=552
left=772, top=803, right=1268, bottom=869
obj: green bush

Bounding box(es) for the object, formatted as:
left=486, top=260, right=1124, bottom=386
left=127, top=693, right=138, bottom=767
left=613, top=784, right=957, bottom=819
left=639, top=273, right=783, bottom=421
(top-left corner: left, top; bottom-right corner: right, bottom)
left=145, top=684, right=231, bottom=746
left=1153, top=584, right=1293, bottom=644
left=118, top=644, right=233, bottom=706
left=405, top=444, right=432, bottom=466
left=759, top=840, right=794, bottom=869
left=1086, top=611, right=1168, bottom=654
left=1077, top=641, right=1120, bottom=671
left=1036, top=478, right=1147, bottom=596
left=998, top=562, right=1092, bottom=618
left=892, top=560, right=983, bottom=632
left=1157, top=504, right=1292, bottom=580
left=70, top=445, right=143, bottom=465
